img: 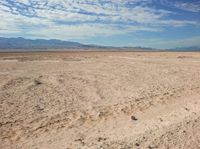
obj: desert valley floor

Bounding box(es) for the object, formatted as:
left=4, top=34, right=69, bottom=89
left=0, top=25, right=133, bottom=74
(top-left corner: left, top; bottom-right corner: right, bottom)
left=1, top=51, right=200, bottom=149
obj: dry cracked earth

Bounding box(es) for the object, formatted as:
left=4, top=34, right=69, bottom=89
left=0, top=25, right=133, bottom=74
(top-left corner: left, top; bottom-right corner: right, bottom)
left=0, top=51, right=200, bottom=149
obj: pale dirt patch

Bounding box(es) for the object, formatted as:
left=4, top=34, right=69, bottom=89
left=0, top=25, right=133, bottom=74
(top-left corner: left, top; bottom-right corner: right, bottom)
left=0, top=52, right=200, bottom=149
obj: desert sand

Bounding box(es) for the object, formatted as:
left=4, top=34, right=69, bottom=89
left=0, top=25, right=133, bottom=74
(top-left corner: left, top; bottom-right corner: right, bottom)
left=1, top=51, right=200, bottom=149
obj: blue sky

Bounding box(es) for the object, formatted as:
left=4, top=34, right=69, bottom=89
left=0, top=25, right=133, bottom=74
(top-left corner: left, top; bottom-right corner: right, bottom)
left=0, top=0, right=200, bottom=49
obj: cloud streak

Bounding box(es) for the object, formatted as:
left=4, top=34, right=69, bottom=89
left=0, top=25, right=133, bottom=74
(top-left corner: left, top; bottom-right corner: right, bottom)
left=0, top=0, right=199, bottom=40
left=160, top=0, right=200, bottom=13
left=174, top=1, right=200, bottom=12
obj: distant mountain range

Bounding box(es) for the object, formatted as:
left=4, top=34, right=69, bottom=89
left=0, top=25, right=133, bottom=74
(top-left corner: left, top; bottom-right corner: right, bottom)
left=170, top=46, right=200, bottom=51
left=0, top=37, right=158, bottom=51
left=0, top=37, right=93, bottom=50
left=0, top=37, right=199, bottom=51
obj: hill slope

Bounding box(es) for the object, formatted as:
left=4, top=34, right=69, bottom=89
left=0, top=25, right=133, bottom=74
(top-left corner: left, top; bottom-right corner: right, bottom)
left=0, top=37, right=91, bottom=50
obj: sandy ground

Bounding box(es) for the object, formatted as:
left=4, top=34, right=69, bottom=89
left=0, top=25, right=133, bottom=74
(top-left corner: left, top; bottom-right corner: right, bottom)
left=1, top=51, right=200, bottom=149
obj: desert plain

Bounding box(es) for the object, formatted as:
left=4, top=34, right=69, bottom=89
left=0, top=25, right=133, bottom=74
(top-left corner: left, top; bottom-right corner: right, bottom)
left=0, top=51, right=200, bottom=149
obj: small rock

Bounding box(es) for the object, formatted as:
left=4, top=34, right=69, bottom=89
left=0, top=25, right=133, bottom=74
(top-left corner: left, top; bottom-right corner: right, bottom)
left=98, top=137, right=107, bottom=142
left=148, top=145, right=158, bottom=149
left=35, top=105, right=44, bottom=111
left=34, top=79, right=42, bottom=85
left=135, top=143, right=140, bottom=146
left=184, top=107, right=190, bottom=111
left=75, top=138, right=85, bottom=146
left=131, top=116, right=138, bottom=121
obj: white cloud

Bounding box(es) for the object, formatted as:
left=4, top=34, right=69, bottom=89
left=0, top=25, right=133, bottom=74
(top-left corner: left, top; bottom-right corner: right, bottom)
left=17, top=0, right=30, bottom=5
left=160, top=0, right=200, bottom=13
left=0, top=0, right=199, bottom=40
left=174, top=1, right=200, bottom=12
